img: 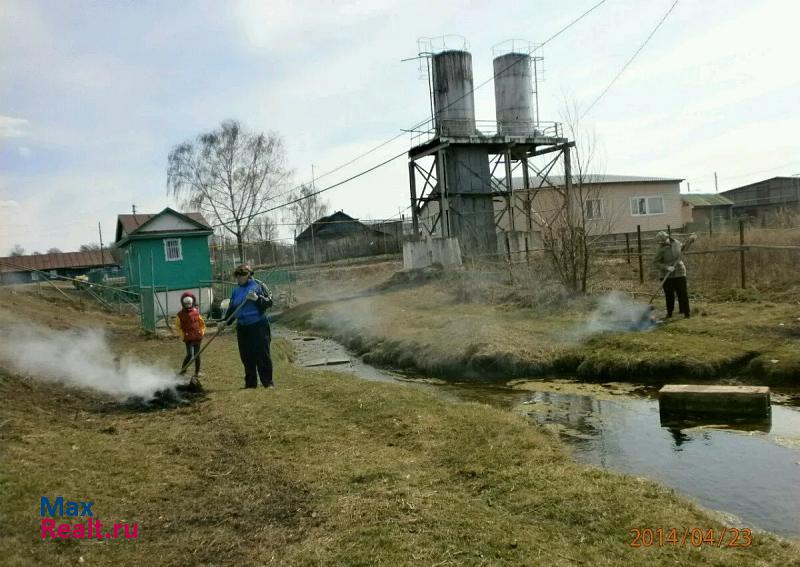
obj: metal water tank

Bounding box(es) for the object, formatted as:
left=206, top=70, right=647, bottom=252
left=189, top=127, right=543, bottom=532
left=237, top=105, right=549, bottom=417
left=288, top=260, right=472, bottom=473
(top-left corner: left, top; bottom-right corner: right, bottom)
left=431, top=50, right=476, bottom=137
left=493, top=52, right=534, bottom=136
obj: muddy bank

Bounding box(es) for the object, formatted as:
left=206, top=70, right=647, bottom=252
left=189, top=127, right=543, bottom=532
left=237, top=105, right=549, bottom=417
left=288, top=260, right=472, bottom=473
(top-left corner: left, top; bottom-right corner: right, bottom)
left=277, top=296, right=800, bottom=385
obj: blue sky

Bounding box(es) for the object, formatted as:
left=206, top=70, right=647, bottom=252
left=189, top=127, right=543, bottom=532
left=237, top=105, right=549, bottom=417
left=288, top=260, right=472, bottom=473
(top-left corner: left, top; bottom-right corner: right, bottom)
left=2, top=0, right=799, bottom=253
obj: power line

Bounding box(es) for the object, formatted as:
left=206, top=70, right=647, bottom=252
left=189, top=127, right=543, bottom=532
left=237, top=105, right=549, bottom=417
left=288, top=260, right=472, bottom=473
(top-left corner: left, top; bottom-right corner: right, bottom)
left=260, top=1, right=610, bottom=208
left=212, top=4, right=611, bottom=230
left=581, top=0, right=679, bottom=119
left=407, top=0, right=609, bottom=133
left=210, top=149, right=408, bottom=229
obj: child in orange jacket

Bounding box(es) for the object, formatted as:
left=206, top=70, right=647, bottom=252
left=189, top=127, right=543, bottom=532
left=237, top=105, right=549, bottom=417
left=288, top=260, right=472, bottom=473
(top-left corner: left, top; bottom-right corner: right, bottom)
left=174, top=291, right=206, bottom=382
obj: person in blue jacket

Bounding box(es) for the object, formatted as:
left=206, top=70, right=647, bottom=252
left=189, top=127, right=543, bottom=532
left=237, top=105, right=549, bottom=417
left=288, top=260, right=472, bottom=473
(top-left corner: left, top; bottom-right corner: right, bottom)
left=223, top=264, right=275, bottom=389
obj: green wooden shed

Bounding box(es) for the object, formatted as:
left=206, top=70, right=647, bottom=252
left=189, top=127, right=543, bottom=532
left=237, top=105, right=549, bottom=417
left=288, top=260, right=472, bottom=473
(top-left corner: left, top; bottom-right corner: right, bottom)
left=114, top=208, right=214, bottom=317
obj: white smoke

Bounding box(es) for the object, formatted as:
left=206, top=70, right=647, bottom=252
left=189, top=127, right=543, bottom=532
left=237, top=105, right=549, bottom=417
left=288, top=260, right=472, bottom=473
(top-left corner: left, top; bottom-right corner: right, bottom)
left=0, top=323, right=180, bottom=400
left=569, top=292, right=657, bottom=341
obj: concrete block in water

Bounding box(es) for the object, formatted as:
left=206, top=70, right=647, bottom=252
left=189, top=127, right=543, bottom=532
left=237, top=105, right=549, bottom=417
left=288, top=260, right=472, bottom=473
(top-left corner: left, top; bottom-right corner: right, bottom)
left=659, top=385, right=770, bottom=417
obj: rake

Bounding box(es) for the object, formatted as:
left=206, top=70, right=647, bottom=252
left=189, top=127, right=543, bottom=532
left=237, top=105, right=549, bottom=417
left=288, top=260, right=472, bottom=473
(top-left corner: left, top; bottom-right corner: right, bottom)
left=177, top=297, right=250, bottom=381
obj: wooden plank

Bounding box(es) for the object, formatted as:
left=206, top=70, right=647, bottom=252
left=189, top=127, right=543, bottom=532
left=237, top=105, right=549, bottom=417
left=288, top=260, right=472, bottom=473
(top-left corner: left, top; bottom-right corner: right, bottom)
left=303, top=357, right=351, bottom=368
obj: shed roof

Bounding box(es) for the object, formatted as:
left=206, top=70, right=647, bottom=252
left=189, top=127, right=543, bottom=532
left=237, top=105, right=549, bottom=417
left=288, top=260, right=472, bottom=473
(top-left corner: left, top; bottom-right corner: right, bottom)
left=681, top=194, right=734, bottom=207
left=115, top=208, right=212, bottom=244
left=295, top=211, right=388, bottom=242
left=0, top=250, right=116, bottom=274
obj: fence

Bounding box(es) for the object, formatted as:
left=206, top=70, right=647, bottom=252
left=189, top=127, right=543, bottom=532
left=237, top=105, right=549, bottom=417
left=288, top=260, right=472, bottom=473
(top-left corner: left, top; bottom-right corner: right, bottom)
left=589, top=221, right=800, bottom=292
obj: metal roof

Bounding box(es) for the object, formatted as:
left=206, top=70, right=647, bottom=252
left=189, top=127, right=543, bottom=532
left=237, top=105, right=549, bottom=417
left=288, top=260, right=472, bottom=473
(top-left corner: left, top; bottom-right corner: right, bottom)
left=117, top=211, right=210, bottom=234
left=681, top=194, right=734, bottom=207
left=512, top=174, right=683, bottom=189
left=0, top=250, right=116, bottom=274
left=115, top=208, right=212, bottom=244
left=295, top=211, right=388, bottom=242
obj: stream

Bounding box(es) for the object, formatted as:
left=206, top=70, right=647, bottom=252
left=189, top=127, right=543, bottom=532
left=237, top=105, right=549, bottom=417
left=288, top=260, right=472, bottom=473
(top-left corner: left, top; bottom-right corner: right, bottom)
left=280, top=328, right=800, bottom=540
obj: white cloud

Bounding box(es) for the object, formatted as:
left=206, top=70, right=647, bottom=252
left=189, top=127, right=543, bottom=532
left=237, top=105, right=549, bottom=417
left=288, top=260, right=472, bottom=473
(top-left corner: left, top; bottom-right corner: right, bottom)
left=0, top=115, right=29, bottom=138
left=17, top=146, right=31, bottom=158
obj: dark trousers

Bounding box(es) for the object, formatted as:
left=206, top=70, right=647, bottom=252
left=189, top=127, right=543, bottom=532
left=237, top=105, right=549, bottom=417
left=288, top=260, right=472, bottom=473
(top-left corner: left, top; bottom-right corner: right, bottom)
left=663, top=276, right=690, bottom=317
left=182, top=341, right=201, bottom=374
left=236, top=320, right=273, bottom=387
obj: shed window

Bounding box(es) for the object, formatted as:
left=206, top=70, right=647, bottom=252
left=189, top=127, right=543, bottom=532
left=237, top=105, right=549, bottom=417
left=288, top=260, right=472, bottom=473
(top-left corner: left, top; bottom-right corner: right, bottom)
left=164, top=238, right=183, bottom=261
left=630, top=196, right=665, bottom=216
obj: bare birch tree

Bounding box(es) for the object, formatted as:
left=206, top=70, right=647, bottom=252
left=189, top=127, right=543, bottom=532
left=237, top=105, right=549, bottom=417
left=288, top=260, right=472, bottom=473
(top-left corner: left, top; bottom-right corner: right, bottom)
left=287, top=183, right=329, bottom=234
left=167, top=120, right=290, bottom=262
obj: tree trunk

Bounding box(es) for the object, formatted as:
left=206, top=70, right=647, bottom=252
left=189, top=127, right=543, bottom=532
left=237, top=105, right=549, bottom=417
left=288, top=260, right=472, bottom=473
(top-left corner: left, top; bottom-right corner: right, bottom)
left=236, top=232, right=245, bottom=264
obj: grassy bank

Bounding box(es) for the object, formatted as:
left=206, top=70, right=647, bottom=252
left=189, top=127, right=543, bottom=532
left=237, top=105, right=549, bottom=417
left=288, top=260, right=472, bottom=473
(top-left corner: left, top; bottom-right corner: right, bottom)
left=1, top=289, right=798, bottom=565
left=2, top=350, right=798, bottom=565
left=279, top=281, right=800, bottom=385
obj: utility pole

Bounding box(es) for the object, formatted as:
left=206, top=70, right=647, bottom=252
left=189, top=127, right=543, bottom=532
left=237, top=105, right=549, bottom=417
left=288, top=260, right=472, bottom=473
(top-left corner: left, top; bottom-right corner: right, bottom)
left=311, top=164, right=317, bottom=264
left=714, top=171, right=719, bottom=192
left=292, top=229, right=297, bottom=270
left=98, top=222, right=104, bottom=257
left=132, top=204, right=137, bottom=214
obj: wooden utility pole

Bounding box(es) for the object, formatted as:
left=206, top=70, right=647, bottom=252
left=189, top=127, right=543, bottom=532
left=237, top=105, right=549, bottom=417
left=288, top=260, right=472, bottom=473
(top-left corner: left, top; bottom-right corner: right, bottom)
left=98, top=222, right=104, bottom=255
left=311, top=164, right=318, bottom=264
left=714, top=171, right=719, bottom=193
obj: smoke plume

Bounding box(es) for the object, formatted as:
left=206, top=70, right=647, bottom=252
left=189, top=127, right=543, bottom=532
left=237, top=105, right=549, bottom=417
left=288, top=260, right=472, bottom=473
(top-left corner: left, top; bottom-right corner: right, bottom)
left=569, top=292, right=658, bottom=341
left=0, top=323, right=180, bottom=400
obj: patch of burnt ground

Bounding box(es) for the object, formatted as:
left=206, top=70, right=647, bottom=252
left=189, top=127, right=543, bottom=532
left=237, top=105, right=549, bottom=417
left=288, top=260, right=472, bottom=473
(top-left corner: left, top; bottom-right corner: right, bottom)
left=122, top=382, right=206, bottom=411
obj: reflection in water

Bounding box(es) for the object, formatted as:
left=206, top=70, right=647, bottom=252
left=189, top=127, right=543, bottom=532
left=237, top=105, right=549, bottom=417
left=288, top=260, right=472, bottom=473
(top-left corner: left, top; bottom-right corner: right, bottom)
left=436, top=382, right=800, bottom=540
left=528, top=391, right=800, bottom=540
left=282, top=330, right=800, bottom=540
left=666, top=427, right=692, bottom=448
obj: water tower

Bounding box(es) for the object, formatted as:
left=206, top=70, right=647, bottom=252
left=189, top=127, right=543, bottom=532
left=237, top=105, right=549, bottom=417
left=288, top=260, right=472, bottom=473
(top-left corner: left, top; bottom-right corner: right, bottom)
left=407, top=37, right=573, bottom=261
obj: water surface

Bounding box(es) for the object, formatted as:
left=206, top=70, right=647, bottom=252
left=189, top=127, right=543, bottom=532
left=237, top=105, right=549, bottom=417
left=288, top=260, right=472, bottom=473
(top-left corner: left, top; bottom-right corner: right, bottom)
left=283, top=329, right=800, bottom=539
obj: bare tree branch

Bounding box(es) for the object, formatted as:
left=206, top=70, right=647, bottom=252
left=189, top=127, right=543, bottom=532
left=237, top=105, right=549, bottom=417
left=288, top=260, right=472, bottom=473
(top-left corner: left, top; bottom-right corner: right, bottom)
left=166, top=120, right=291, bottom=261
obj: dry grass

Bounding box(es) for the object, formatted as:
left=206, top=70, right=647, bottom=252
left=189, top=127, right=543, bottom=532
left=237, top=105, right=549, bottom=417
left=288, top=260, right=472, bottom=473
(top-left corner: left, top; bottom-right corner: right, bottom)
left=2, top=286, right=799, bottom=565
left=281, top=271, right=800, bottom=384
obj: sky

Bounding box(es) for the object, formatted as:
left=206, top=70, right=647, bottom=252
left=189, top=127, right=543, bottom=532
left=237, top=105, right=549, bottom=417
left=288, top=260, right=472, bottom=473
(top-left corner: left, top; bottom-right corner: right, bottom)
left=1, top=0, right=799, bottom=254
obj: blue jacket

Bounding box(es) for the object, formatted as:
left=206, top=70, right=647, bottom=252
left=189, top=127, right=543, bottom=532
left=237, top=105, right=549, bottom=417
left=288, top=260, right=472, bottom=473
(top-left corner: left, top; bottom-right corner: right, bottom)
left=225, top=278, right=273, bottom=326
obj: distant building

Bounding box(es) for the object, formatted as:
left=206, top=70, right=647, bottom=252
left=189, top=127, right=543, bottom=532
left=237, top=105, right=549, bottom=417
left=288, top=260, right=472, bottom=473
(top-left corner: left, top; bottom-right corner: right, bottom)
left=422, top=174, right=685, bottom=254
left=295, top=211, right=396, bottom=263
left=114, top=207, right=213, bottom=315
left=0, top=250, right=117, bottom=285
left=721, top=176, right=800, bottom=224
left=680, top=193, right=734, bottom=228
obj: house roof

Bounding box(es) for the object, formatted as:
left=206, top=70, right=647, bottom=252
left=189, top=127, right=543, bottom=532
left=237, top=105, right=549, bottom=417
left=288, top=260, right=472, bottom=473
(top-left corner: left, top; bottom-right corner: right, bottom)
left=512, top=174, right=684, bottom=190
left=295, top=211, right=388, bottom=242
left=0, top=250, right=116, bottom=274
left=115, top=208, right=212, bottom=244
left=681, top=194, right=734, bottom=207
left=721, top=176, right=800, bottom=195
